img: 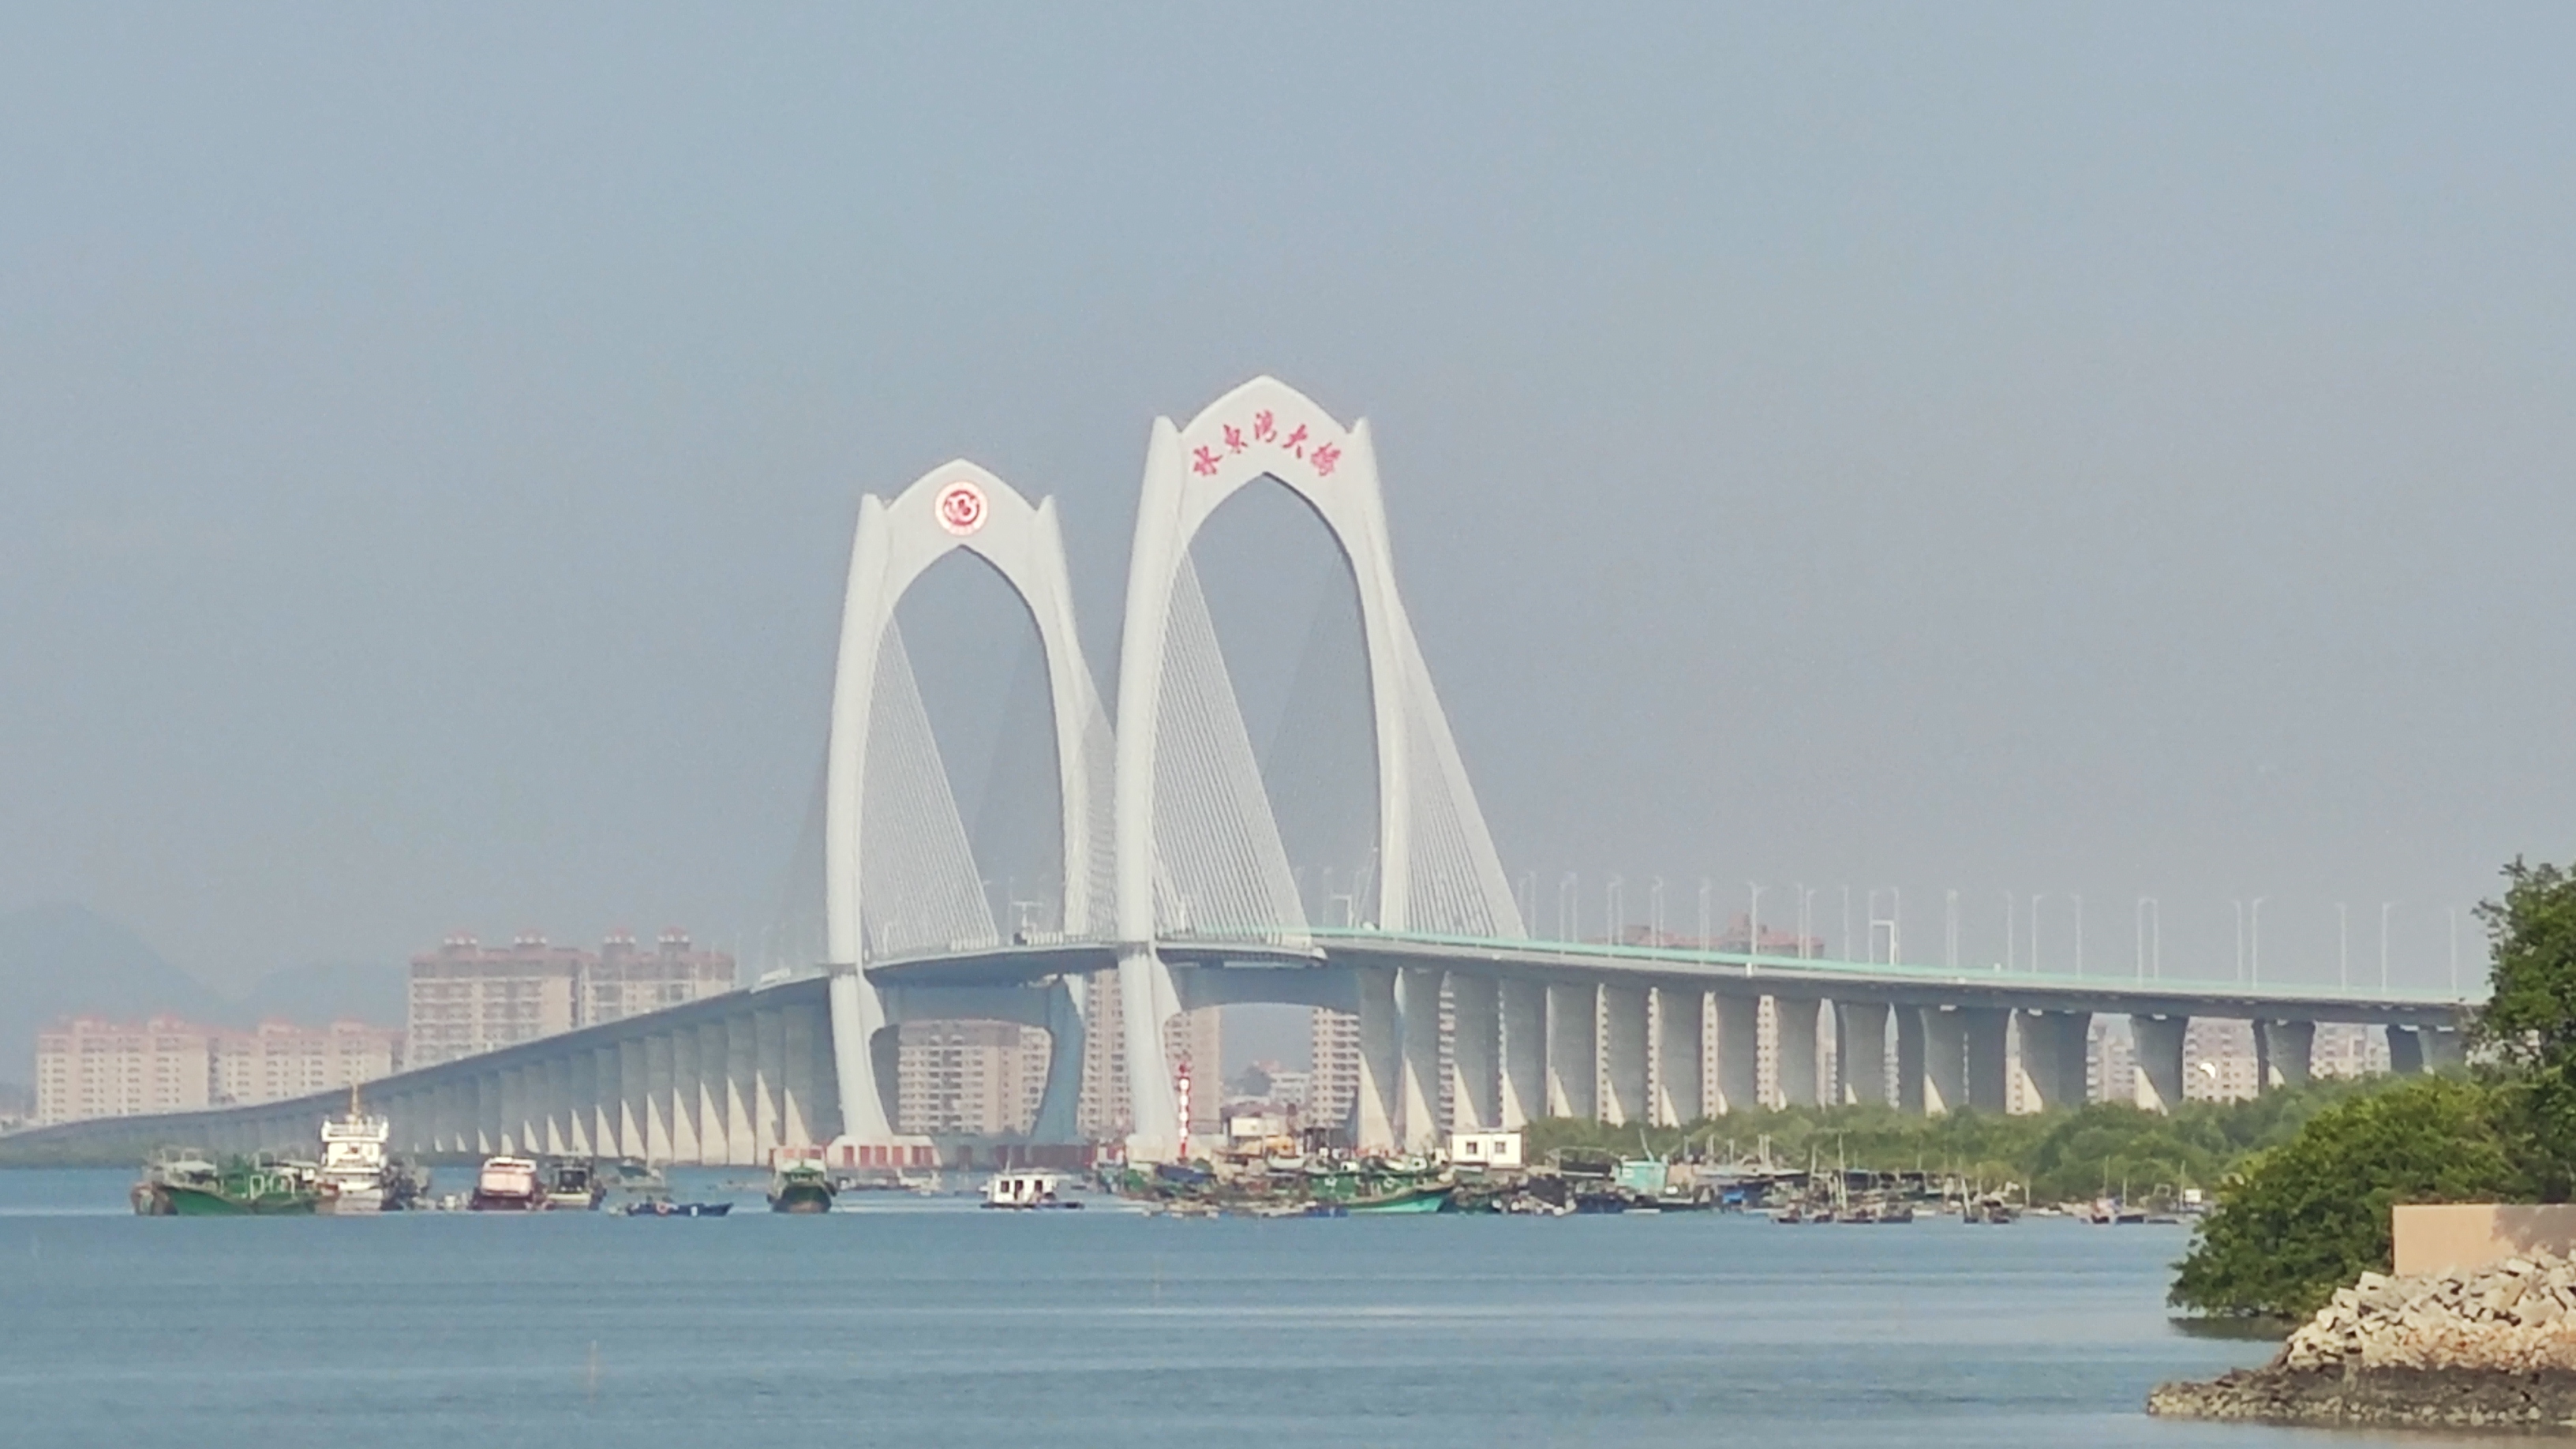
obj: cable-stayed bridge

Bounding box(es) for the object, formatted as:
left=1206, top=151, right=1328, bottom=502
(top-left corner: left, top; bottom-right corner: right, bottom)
left=12, top=378, right=2473, bottom=1168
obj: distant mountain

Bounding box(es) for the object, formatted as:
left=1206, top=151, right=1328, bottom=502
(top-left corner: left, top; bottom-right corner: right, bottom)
left=0, top=903, right=230, bottom=1087
left=0, top=905, right=416, bottom=1090
left=238, top=960, right=407, bottom=1029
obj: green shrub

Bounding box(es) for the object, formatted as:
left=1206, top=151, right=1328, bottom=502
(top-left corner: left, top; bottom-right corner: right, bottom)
left=2168, top=1075, right=2529, bottom=1320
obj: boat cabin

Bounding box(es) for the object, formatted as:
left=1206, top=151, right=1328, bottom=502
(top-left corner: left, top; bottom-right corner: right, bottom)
left=1449, top=1131, right=1524, bottom=1170
left=983, top=1170, right=1067, bottom=1208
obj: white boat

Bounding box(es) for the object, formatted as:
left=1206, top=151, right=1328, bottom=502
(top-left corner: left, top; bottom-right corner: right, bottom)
left=316, top=1086, right=392, bottom=1215
left=470, top=1155, right=544, bottom=1211
left=981, top=1170, right=1081, bottom=1210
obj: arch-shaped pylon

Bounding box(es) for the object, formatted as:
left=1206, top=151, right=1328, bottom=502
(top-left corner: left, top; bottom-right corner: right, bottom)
left=1111, top=377, right=1524, bottom=1158
left=822, top=461, right=1109, bottom=1144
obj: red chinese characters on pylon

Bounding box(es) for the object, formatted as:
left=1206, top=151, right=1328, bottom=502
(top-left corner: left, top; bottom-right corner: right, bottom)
left=1187, top=408, right=1343, bottom=478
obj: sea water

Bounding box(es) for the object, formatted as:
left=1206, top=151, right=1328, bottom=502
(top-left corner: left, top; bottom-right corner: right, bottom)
left=0, top=1168, right=2458, bottom=1447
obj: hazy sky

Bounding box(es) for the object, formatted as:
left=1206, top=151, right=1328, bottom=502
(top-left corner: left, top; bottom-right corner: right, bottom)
left=5, top=5, right=2571, bottom=996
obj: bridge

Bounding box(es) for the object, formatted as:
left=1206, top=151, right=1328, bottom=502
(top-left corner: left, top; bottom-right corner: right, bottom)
left=9, top=378, right=2474, bottom=1168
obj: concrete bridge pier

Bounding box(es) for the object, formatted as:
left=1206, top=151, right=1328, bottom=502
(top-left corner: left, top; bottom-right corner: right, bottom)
left=1711, top=993, right=1759, bottom=1114
left=2424, top=1027, right=2466, bottom=1070
left=446, top=1073, right=470, bottom=1155
left=2256, top=1019, right=2316, bottom=1091
left=495, top=1065, right=522, bottom=1154
left=1773, top=998, right=1821, bottom=1106
left=646, top=1034, right=676, bottom=1161
left=1112, top=949, right=1185, bottom=1161
left=619, top=1041, right=646, bottom=1155
left=755, top=1009, right=789, bottom=1156
left=1499, top=979, right=1546, bottom=1128
left=693, top=1020, right=730, bottom=1161
left=527, top=1060, right=555, bottom=1155
left=1919, top=1007, right=1968, bottom=1114
left=1894, top=1006, right=1926, bottom=1114
left=479, top=1067, right=504, bottom=1154
left=1398, top=967, right=1447, bottom=1150
left=2014, top=1010, right=2091, bottom=1111
left=1837, top=1000, right=1890, bottom=1106
left=2388, top=1025, right=2425, bottom=1075
left=537, top=1053, right=564, bottom=1156
left=621, top=1036, right=651, bottom=1159
left=781, top=1005, right=825, bottom=1149
left=1353, top=966, right=1405, bottom=1152
left=1547, top=983, right=1598, bottom=1120
left=1447, top=973, right=1501, bottom=1133
left=2131, top=1013, right=2188, bottom=1112
left=670, top=1028, right=702, bottom=1162
left=1601, top=984, right=1651, bottom=1125
left=726, top=1013, right=759, bottom=1165
left=1029, top=977, right=1088, bottom=1143
left=539, top=1057, right=570, bottom=1155
left=1964, top=1009, right=2010, bottom=1112
left=582, top=1045, right=611, bottom=1157
left=1654, top=987, right=1704, bottom=1125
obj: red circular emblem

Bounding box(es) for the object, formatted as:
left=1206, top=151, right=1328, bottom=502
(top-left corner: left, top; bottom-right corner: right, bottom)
left=934, top=479, right=988, bottom=537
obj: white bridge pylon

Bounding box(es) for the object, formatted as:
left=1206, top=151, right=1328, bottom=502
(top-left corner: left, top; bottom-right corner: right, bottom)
left=822, top=461, right=1111, bottom=1147
left=821, top=382, right=1526, bottom=1163
left=1112, top=377, right=1526, bottom=1159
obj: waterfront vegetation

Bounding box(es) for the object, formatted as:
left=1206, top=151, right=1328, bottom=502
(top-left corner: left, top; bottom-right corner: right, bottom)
left=1526, top=1076, right=2391, bottom=1209
left=2166, top=1074, right=2528, bottom=1320
left=2163, top=857, right=2576, bottom=1321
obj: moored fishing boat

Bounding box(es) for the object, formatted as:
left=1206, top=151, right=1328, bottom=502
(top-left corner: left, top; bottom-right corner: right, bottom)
left=316, top=1087, right=393, bottom=1214
left=541, top=1159, right=604, bottom=1211
left=622, top=1198, right=732, bottom=1217
left=768, top=1158, right=836, bottom=1214
left=468, top=1155, right=544, bottom=1211
left=982, top=1170, right=1081, bottom=1209
left=133, top=1151, right=320, bottom=1216
left=1345, top=1181, right=1455, bottom=1215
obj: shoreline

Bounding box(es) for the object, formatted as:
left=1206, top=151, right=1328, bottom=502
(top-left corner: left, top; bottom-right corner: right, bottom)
left=2152, top=1365, right=2576, bottom=1431
left=2154, top=1252, right=2576, bottom=1432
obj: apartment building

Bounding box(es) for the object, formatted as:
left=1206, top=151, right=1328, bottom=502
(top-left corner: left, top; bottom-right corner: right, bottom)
left=211, top=1019, right=402, bottom=1107
left=406, top=928, right=735, bottom=1068
left=35, top=1015, right=402, bottom=1126
left=1074, top=974, right=1225, bottom=1144
left=1308, top=1006, right=1360, bottom=1140
left=894, top=1020, right=1051, bottom=1136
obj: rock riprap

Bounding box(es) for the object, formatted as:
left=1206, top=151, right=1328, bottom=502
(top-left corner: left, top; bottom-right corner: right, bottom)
left=2151, top=1252, right=2576, bottom=1430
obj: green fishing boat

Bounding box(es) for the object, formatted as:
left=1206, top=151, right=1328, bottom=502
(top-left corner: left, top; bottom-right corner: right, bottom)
left=133, top=1151, right=320, bottom=1216
left=767, top=1159, right=837, bottom=1215
left=1344, top=1181, right=1455, bottom=1215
